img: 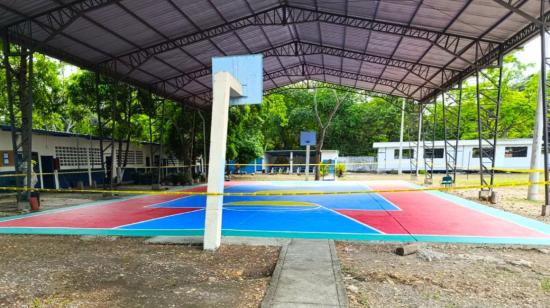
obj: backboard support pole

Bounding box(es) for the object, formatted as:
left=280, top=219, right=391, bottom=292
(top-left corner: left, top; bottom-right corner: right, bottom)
left=203, top=72, right=243, bottom=251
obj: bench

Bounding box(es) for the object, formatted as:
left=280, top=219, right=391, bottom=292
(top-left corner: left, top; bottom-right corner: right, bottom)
left=441, top=175, right=453, bottom=187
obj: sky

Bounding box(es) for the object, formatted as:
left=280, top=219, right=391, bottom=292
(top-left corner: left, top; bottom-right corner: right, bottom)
left=516, top=35, right=541, bottom=75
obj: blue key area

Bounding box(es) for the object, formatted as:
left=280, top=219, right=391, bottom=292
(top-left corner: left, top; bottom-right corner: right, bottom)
left=152, top=183, right=399, bottom=211
left=121, top=207, right=381, bottom=234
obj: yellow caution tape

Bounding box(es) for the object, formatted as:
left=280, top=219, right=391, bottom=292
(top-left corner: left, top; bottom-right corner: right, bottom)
left=0, top=180, right=549, bottom=197
left=0, top=163, right=545, bottom=179
left=0, top=170, right=106, bottom=178
left=491, top=167, right=544, bottom=173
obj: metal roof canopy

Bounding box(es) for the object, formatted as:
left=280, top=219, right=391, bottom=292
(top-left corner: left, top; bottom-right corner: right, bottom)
left=1, top=0, right=548, bottom=109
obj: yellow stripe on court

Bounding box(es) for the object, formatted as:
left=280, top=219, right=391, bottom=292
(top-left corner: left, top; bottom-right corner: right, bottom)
left=224, top=200, right=318, bottom=207
left=253, top=190, right=321, bottom=194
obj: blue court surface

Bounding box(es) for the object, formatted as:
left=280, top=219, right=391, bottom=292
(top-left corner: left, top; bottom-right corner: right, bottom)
left=1, top=181, right=550, bottom=245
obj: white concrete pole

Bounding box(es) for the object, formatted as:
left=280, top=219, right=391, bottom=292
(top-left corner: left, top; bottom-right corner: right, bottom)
left=398, top=99, right=405, bottom=175
left=305, top=145, right=310, bottom=181
left=38, top=156, right=44, bottom=189
left=289, top=151, right=293, bottom=174
left=203, top=72, right=242, bottom=251
left=54, top=169, right=60, bottom=189
left=529, top=76, right=544, bottom=200
left=86, top=144, right=92, bottom=187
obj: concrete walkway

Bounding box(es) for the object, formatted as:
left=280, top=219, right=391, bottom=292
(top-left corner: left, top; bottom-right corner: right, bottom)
left=262, top=239, right=348, bottom=308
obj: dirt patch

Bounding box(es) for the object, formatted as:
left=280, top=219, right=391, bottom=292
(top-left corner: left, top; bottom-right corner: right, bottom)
left=337, top=242, right=550, bottom=307
left=0, top=235, right=279, bottom=307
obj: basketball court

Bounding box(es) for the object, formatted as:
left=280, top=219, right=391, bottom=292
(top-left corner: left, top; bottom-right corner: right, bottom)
left=1, top=181, right=549, bottom=245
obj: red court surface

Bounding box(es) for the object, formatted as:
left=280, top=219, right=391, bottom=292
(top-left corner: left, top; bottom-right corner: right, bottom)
left=0, top=181, right=549, bottom=245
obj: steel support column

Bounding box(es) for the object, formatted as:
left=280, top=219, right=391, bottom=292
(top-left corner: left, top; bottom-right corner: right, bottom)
left=405, top=101, right=419, bottom=176
left=109, top=80, right=117, bottom=191
left=442, top=82, right=463, bottom=182
left=145, top=90, right=155, bottom=186
left=475, top=49, right=504, bottom=204
left=397, top=98, right=405, bottom=175
left=415, top=104, right=423, bottom=177
left=540, top=0, right=550, bottom=216
left=422, top=97, right=437, bottom=184
left=198, top=110, right=208, bottom=178
left=157, top=99, right=165, bottom=186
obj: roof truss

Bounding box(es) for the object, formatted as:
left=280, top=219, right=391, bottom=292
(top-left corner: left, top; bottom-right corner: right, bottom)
left=0, top=0, right=547, bottom=107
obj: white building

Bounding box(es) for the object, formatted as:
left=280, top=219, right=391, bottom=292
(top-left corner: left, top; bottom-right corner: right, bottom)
left=262, top=150, right=339, bottom=173
left=373, top=139, right=538, bottom=172
left=0, top=125, right=173, bottom=188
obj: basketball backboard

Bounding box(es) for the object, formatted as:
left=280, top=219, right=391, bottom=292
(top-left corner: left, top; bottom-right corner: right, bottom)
left=300, top=131, right=317, bottom=146
left=212, top=54, right=263, bottom=105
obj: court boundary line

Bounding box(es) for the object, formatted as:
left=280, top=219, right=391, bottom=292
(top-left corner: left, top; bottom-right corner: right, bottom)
left=0, top=226, right=549, bottom=245
left=360, top=182, right=416, bottom=239
left=315, top=199, right=387, bottom=234
left=1, top=181, right=550, bottom=245
left=115, top=208, right=204, bottom=229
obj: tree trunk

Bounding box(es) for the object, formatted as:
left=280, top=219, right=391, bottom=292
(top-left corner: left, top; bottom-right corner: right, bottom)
left=312, top=88, right=348, bottom=181
left=315, top=128, right=326, bottom=180
left=119, top=96, right=134, bottom=184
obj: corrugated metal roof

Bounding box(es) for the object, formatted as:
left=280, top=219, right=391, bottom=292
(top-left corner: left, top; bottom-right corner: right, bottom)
left=0, top=0, right=547, bottom=109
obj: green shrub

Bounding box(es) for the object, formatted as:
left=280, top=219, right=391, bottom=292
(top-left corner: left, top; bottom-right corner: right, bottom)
left=542, top=277, right=550, bottom=292
left=335, top=163, right=346, bottom=177
left=319, top=163, right=329, bottom=177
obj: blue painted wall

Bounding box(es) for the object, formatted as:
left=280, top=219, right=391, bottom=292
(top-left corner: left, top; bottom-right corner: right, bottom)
left=228, top=158, right=263, bottom=174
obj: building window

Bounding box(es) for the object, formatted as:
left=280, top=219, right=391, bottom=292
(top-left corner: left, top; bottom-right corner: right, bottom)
left=56, top=146, right=100, bottom=167
left=394, top=149, right=414, bottom=159
left=116, top=150, right=144, bottom=165
left=472, top=148, right=494, bottom=158
left=424, top=148, right=444, bottom=159
left=88, top=148, right=102, bottom=166
left=2, top=152, right=10, bottom=166
left=135, top=151, right=144, bottom=165
left=505, top=147, right=527, bottom=158
left=55, top=146, right=79, bottom=166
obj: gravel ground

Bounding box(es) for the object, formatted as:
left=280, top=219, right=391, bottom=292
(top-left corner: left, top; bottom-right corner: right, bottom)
left=337, top=242, right=550, bottom=308
left=0, top=235, right=279, bottom=308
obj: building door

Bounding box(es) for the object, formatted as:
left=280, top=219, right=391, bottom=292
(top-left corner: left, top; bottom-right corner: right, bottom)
left=105, top=156, right=113, bottom=182
left=40, top=156, right=55, bottom=188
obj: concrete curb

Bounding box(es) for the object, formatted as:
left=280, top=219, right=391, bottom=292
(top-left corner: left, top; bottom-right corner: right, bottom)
left=261, top=242, right=289, bottom=308
left=329, top=240, right=349, bottom=308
